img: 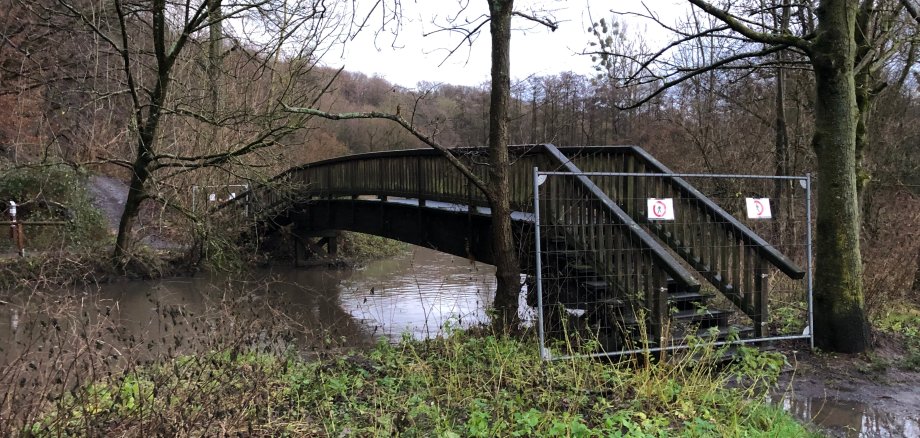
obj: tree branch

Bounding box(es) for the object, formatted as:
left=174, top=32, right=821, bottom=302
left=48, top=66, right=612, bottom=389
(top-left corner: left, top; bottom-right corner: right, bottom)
left=512, top=11, right=558, bottom=31
left=687, top=0, right=812, bottom=51
left=901, top=0, right=920, bottom=24
left=614, top=43, right=788, bottom=110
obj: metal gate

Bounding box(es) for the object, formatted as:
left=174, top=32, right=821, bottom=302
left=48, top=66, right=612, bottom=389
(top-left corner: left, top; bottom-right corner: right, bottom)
left=532, top=169, right=813, bottom=360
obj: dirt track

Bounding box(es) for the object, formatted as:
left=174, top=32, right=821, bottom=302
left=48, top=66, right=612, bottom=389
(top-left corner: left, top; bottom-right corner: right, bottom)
left=87, top=175, right=128, bottom=231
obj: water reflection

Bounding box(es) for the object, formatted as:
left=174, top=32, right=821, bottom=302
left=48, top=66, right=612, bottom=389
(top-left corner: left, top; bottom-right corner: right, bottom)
left=0, top=246, right=502, bottom=366
left=774, top=391, right=920, bottom=437
left=338, top=248, right=496, bottom=338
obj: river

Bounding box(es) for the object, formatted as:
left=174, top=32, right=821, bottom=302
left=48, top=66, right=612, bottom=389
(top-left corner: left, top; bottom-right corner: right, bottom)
left=1, top=245, right=915, bottom=436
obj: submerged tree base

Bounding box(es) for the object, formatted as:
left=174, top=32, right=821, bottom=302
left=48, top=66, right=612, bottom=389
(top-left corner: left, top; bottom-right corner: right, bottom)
left=27, top=332, right=818, bottom=436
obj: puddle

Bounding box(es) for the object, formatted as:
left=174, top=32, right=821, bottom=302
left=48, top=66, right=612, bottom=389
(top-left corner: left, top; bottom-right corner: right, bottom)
left=774, top=390, right=920, bottom=437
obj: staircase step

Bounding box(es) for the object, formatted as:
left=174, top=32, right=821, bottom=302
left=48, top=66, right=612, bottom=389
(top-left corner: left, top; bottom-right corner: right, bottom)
left=568, top=264, right=597, bottom=277
left=671, top=308, right=732, bottom=328
left=670, top=325, right=754, bottom=345
left=544, top=236, right=569, bottom=249
left=667, top=292, right=713, bottom=311
left=544, top=249, right=579, bottom=258
left=666, top=276, right=679, bottom=293
left=581, top=280, right=608, bottom=293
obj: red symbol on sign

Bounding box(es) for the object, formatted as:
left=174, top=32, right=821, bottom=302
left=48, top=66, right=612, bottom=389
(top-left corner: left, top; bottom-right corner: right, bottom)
left=652, top=200, right=668, bottom=218
left=753, top=199, right=765, bottom=216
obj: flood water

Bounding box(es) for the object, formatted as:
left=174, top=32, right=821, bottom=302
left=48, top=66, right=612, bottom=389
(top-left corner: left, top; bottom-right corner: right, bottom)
left=780, top=395, right=919, bottom=437
left=0, top=245, right=914, bottom=436
left=1, top=246, right=504, bottom=366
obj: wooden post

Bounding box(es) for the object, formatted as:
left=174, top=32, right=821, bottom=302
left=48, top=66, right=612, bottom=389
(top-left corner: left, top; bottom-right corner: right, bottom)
left=754, top=257, right=769, bottom=337
left=7, top=201, right=24, bottom=257
left=294, top=237, right=307, bottom=268
left=417, top=156, right=426, bottom=207
left=16, top=223, right=24, bottom=257
left=327, top=232, right=339, bottom=258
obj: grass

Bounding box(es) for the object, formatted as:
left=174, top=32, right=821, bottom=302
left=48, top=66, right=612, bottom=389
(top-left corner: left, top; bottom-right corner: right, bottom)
left=0, top=164, right=108, bottom=251
left=340, top=232, right=408, bottom=263
left=875, top=305, right=920, bottom=371
left=26, top=330, right=819, bottom=437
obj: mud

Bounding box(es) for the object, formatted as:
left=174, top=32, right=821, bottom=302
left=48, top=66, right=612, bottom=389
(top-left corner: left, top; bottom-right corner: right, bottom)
left=775, top=339, right=920, bottom=437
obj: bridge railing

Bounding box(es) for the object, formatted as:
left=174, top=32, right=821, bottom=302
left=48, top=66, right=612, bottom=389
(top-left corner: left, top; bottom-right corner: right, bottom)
left=244, top=146, right=559, bottom=215
left=539, top=145, right=702, bottom=342
left=560, top=146, right=805, bottom=335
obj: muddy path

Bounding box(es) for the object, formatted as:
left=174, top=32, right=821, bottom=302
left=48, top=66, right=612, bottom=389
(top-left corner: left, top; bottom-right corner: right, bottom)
left=775, top=337, right=920, bottom=437
left=86, top=175, right=177, bottom=249
left=87, top=175, right=128, bottom=231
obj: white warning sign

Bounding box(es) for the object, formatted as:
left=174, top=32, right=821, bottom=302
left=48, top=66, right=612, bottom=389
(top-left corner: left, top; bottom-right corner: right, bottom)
left=745, top=198, right=772, bottom=219
left=647, top=198, right=675, bottom=220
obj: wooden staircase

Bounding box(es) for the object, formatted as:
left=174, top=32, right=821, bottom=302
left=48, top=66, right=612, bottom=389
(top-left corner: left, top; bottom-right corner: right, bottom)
left=532, top=144, right=799, bottom=355
left=530, top=232, right=753, bottom=353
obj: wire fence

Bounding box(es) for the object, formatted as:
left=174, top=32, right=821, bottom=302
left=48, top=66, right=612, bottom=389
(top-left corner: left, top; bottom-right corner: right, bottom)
left=532, top=169, right=813, bottom=360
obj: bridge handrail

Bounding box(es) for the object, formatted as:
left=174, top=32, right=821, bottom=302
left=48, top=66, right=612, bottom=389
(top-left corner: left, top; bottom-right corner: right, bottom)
left=561, top=145, right=804, bottom=280
left=541, top=144, right=701, bottom=293
left=239, top=145, right=558, bottom=216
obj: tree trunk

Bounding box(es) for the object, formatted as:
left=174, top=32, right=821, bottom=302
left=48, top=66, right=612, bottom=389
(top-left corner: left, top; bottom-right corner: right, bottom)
left=810, top=0, right=871, bottom=353
left=773, top=0, right=791, bottom=239
left=113, top=0, right=171, bottom=260
left=486, top=0, right=520, bottom=329
left=853, top=0, right=875, bottom=216
left=208, top=0, right=222, bottom=135
left=114, top=130, right=155, bottom=259
left=773, top=58, right=789, bottom=238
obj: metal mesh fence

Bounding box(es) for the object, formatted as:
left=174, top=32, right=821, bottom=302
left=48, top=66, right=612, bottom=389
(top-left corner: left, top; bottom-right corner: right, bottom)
left=532, top=170, right=812, bottom=360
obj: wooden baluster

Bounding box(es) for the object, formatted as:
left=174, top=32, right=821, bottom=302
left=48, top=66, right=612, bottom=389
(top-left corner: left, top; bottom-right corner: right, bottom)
left=625, top=155, right=635, bottom=216
left=626, top=234, right=637, bottom=309
left=602, top=213, right=613, bottom=280
left=708, top=216, right=718, bottom=276
left=719, top=228, right=730, bottom=290
left=754, top=256, right=769, bottom=336
left=614, top=221, right=624, bottom=298
left=641, top=161, right=650, bottom=218
left=743, top=245, right=755, bottom=317
left=732, top=238, right=742, bottom=302
left=651, top=264, right=667, bottom=347
left=417, top=157, right=426, bottom=207
left=587, top=204, right=597, bottom=270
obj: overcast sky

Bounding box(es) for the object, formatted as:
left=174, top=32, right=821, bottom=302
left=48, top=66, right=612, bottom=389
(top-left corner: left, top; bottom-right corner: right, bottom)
left=327, top=0, right=687, bottom=88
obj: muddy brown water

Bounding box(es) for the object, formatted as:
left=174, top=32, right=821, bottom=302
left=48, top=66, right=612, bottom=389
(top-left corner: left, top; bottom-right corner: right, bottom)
left=1, top=246, right=915, bottom=436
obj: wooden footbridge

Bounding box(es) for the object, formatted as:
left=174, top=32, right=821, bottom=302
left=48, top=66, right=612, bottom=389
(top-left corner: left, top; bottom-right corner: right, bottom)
left=232, top=144, right=805, bottom=352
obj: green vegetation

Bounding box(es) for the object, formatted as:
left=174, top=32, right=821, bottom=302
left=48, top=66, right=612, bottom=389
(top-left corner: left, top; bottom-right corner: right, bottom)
left=29, top=332, right=817, bottom=436
left=0, top=165, right=108, bottom=250
left=340, top=232, right=408, bottom=263
left=875, top=306, right=920, bottom=371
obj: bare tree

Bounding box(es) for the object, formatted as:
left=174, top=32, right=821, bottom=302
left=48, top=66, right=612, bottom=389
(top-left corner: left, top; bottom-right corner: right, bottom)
left=48, top=0, right=347, bottom=260
left=588, top=0, right=920, bottom=352
left=286, top=0, right=558, bottom=328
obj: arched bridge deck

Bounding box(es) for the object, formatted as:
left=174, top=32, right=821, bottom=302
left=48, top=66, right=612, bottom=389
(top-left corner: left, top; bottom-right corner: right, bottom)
left=231, top=144, right=806, bottom=352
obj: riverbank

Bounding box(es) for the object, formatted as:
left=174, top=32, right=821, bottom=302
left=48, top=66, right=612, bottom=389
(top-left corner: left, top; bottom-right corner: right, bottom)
left=3, top=244, right=917, bottom=436
left=0, top=229, right=406, bottom=291
left=22, top=331, right=816, bottom=436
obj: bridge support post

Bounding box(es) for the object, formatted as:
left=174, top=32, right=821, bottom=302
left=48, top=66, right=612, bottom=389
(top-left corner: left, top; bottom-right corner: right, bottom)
left=292, top=231, right=340, bottom=267
left=294, top=237, right=309, bottom=268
